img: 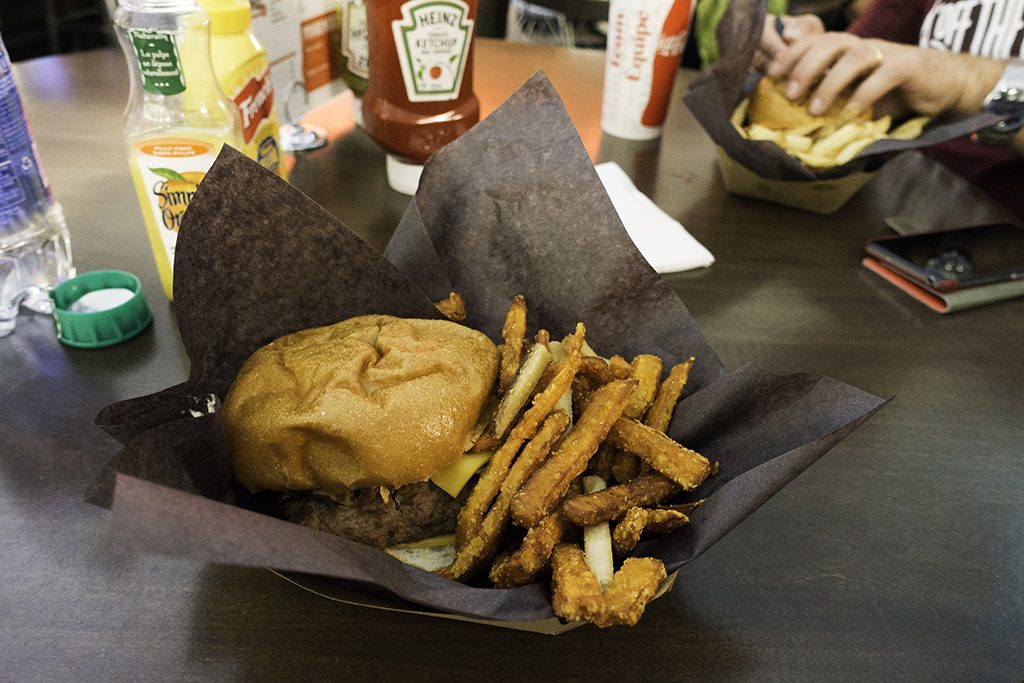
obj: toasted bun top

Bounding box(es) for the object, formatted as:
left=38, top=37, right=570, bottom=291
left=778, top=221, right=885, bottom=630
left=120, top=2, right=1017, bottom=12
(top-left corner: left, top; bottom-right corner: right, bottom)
left=748, top=77, right=869, bottom=131
left=223, top=315, right=498, bottom=493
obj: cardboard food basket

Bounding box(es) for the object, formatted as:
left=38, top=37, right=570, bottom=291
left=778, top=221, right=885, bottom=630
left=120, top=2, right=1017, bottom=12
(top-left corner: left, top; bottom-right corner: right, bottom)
left=713, top=146, right=875, bottom=214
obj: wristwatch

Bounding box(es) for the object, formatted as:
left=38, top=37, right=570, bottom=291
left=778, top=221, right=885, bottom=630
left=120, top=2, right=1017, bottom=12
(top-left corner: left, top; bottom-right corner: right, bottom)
left=977, top=61, right=1024, bottom=145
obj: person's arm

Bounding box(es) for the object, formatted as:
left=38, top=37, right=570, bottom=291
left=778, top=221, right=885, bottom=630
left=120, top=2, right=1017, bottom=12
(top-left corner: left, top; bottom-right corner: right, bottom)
left=847, top=0, right=931, bottom=43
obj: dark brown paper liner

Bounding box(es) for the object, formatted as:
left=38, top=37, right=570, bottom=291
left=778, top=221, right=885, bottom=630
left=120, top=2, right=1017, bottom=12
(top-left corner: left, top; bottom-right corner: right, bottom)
left=268, top=570, right=678, bottom=634
left=91, top=72, right=885, bottom=628
left=387, top=72, right=723, bottom=390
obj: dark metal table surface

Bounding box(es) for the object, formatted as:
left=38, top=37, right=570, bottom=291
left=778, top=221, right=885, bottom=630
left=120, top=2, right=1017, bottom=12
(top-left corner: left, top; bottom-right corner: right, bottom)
left=2, top=42, right=1022, bottom=681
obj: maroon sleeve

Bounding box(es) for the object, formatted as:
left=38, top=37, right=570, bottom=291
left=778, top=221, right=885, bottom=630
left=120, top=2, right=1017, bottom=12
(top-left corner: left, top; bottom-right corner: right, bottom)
left=847, top=0, right=935, bottom=44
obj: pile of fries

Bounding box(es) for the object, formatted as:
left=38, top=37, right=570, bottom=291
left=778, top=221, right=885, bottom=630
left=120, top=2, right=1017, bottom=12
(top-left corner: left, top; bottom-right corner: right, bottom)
left=436, top=295, right=713, bottom=627
left=731, top=78, right=929, bottom=169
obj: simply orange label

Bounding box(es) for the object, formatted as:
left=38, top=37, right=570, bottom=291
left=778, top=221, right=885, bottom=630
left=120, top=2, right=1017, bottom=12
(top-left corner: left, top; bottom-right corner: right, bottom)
left=150, top=168, right=205, bottom=232
left=130, top=137, right=220, bottom=270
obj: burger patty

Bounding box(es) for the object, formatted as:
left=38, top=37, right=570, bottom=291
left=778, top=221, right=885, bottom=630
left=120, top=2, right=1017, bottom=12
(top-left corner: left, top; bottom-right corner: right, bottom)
left=279, top=480, right=462, bottom=548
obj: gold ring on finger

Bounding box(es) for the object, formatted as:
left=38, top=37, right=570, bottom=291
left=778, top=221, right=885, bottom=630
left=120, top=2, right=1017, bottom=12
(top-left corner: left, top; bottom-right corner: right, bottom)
left=869, top=43, right=884, bottom=67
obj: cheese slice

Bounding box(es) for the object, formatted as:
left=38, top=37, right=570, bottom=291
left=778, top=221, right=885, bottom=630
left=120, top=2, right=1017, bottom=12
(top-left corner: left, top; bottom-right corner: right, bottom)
left=430, top=451, right=493, bottom=498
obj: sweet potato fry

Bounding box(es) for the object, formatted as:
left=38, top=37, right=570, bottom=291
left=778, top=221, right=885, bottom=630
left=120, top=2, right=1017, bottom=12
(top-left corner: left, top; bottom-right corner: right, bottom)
left=456, top=325, right=585, bottom=545
left=531, top=353, right=574, bottom=429
left=500, top=411, right=571, bottom=500
left=469, top=431, right=502, bottom=453
left=489, top=477, right=585, bottom=588
left=489, top=509, right=573, bottom=588
left=607, top=419, right=711, bottom=490
left=644, top=356, right=694, bottom=433
left=550, top=544, right=604, bottom=623
left=593, top=557, right=667, bottom=627
left=610, top=451, right=640, bottom=484
left=561, top=474, right=680, bottom=526
left=587, top=441, right=617, bottom=481
left=457, top=436, right=521, bottom=547
left=571, top=375, right=596, bottom=415
left=611, top=507, right=691, bottom=556
left=444, top=411, right=570, bottom=581
left=622, top=354, right=662, bottom=420
left=433, top=291, right=466, bottom=321
left=511, top=379, right=636, bottom=528
left=607, top=355, right=632, bottom=380
left=509, top=324, right=583, bottom=445
left=427, top=306, right=707, bottom=628
left=610, top=507, right=647, bottom=556
left=579, top=356, right=616, bottom=386
left=534, top=328, right=550, bottom=349
left=643, top=507, right=693, bottom=533
left=652, top=499, right=705, bottom=522
left=612, top=351, right=664, bottom=482
left=499, top=295, right=527, bottom=393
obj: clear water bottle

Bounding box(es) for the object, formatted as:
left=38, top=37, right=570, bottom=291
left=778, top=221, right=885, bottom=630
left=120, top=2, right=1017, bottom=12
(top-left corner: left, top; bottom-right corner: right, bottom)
left=0, top=32, right=74, bottom=336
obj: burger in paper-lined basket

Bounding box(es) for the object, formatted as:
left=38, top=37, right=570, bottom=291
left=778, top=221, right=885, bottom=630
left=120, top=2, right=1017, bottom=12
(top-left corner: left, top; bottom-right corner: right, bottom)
left=91, top=72, right=886, bottom=634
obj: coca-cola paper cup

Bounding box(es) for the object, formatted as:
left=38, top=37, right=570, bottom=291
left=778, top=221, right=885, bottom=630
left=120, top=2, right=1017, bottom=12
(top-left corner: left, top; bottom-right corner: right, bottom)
left=601, top=0, right=694, bottom=140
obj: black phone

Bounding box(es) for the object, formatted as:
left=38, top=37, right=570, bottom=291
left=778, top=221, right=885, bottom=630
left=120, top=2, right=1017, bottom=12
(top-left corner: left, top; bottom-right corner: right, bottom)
left=864, top=223, right=1024, bottom=292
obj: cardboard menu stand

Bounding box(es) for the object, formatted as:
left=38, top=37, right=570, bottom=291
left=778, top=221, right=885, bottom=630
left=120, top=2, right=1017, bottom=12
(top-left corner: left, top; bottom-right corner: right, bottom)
left=89, top=73, right=885, bottom=632
left=250, top=0, right=346, bottom=120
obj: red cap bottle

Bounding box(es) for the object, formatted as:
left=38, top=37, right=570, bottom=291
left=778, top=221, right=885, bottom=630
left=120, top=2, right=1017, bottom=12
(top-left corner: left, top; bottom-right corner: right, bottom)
left=362, top=0, right=480, bottom=194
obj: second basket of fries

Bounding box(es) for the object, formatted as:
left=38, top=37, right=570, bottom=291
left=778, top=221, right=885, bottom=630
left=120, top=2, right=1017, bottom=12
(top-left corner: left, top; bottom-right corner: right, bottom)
left=685, top=0, right=1001, bottom=215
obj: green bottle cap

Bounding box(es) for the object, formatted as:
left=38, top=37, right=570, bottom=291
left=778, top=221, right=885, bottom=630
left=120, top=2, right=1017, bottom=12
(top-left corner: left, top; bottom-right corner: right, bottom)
left=49, top=270, right=153, bottom=348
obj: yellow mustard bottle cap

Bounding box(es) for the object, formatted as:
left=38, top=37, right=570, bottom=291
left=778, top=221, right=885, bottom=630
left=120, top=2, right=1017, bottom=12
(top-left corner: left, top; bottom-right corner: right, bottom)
left=198, top=0, right=252, bottom=34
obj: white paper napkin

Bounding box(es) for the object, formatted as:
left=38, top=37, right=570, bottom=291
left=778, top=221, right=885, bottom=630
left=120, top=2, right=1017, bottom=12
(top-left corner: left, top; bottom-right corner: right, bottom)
left=596, top=162, right=715, bottom=274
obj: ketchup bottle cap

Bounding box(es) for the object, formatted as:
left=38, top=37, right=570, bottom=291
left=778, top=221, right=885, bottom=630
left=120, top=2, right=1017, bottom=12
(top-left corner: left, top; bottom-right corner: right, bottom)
left=386, top=155, right=424, bottom=195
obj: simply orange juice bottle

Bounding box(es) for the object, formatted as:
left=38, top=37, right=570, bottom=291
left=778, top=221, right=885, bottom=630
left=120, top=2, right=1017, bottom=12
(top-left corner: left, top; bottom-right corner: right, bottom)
left=114, top=0, right=242, bottom=300
left=200, top=0, right=285, bottom=178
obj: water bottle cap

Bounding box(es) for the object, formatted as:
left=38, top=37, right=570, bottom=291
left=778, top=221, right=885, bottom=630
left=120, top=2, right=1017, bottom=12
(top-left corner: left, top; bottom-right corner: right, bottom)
left=49, top=270, right=153, bottom=348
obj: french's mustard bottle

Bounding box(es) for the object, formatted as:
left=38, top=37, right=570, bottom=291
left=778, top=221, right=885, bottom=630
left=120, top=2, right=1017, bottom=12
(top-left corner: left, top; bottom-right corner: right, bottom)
left=200, top=0, right=285, bottom=177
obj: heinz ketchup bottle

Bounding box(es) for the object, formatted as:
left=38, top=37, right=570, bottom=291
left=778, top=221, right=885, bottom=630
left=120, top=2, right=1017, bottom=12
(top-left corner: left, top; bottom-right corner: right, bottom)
left=362, top=0, right=480, bottom=194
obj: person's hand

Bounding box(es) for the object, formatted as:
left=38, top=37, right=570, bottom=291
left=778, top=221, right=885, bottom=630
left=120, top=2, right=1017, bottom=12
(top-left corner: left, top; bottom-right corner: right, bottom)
left=765, top=31, right=1005, bottom=119
left=755, top=14, right=824, bottom=70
